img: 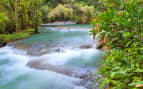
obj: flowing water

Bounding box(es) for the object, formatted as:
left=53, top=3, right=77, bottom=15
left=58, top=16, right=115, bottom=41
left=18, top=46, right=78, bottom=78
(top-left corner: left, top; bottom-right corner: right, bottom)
left=0, top=25, right=104, bottom=89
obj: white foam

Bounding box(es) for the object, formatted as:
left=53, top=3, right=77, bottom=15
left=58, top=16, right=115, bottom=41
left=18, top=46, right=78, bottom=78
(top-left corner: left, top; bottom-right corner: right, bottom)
left=33, top=48, right=99, bottom=66
left=0, top=46, right=28, bottom=63
left=41, top=27, right=91, bottom=32
left=0, top=46, right=88, bottom=89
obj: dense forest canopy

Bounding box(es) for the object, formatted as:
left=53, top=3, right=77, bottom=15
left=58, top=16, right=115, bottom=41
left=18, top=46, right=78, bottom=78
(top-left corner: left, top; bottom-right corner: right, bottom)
left=0, top=0, right=99, bottom=34
left=0, top=0, right=42, bottom=34
left=0, top=0, right=143, bottom=37
left=3, top=0, right=142, bottom=34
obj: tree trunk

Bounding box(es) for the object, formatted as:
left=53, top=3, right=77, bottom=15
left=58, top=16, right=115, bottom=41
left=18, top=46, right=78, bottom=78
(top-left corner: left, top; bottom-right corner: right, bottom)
left=14, top=0, right=18, bottom=33
left=34, top=26, right=39, bottom=33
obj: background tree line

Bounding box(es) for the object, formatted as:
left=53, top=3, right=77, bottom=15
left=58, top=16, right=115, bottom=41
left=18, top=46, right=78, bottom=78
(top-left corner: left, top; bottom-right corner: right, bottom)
left=0, top=0, right=43, bottom=34
left=2, top=0, right=142, bottom=34
left=0, top=0, right=103, bottom=34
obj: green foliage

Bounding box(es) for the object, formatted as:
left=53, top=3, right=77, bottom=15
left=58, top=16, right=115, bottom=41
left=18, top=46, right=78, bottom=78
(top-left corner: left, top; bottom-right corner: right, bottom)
left=0, top=32, right=30, bottom=43
left=47, top=3, right=95, bottom=24
left=99, top=45, right=143, bottom=89
left=0, top=0, right=98, bottom=43
left=0, top=0, right=98, bottom=34
left=40, top=5, right=50, bottom=22
left=91, top=1, right=143, bottom=49
left=0, top=0, right=43, bottom=34
left=90, top=0, right=143, bottom=88
left=48, top=4, right=74, bottom=22
left=22, top=28, right=35, bottom=34
left=75, top=5, right=95, bottom=24
left=0, top=12, right=9, bottom=33
left=0, top=28, right=34, bottom=43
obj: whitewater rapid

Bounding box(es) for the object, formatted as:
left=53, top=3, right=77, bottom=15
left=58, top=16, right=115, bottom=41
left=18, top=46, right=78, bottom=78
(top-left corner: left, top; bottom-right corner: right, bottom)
left=0, top=46, right=86, bottom=89
left=0, top=26, right=104, bottom=89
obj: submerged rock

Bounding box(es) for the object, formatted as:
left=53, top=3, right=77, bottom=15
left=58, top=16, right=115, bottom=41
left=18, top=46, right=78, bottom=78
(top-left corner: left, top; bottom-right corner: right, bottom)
left=27, top=60, right=101, bottom=89
left=79, top=44, right=92, bottom=49
left=27, top=60, right=92, bottom=78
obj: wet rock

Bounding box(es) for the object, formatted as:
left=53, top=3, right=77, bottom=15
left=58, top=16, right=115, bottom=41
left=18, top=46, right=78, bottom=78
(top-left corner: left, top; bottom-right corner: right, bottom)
left=55, top=47, right=64, bottom=52
left=27, top=59, right=101, bottom=89
left=80, top=44, right=92, bottom=49
left=7, top=42, right=16, bottom=47
left=27, top=60, right=96, bottom=79
left=79, top=74, right=88, bottom=79
left=39, top=48, right=48, bottom=54
left=96, top=43, right=103, bottom=49
left=79, top=79, right=98, bottom=89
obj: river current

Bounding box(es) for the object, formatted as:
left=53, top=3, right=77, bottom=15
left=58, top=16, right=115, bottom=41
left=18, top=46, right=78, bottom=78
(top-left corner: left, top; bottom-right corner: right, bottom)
left=0, top=25, right=104, bottom=89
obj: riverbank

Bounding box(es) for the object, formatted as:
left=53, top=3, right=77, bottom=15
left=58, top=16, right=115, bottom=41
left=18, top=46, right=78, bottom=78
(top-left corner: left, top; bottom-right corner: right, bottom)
left=0, top=29, right=35, bottom=47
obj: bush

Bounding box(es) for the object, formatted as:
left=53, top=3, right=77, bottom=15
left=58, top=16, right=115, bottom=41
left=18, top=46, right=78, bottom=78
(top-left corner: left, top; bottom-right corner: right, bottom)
left=0, top=34, right=6, bottom=43
left=4, top=32, right=30, bottom=42
left=0, top=31, right=31, bottom=43
left=90, top=0, right=143, bottom=89
left=22, top=28, right=35, bottom=34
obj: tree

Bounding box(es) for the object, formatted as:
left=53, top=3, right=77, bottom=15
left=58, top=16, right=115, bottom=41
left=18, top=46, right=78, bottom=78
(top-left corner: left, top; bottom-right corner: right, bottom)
left=0, top=12, right=9, bottom=33
left=14, top=0, right=19, bottom=33
left=29, top=0, right=42, bottom=33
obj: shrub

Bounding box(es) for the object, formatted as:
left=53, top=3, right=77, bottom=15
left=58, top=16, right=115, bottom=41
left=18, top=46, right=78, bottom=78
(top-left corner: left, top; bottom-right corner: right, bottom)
left=90, top=0, right=143, bottom=89
left=0, top=31, right=31, bottom=43
left=22, top=28, right=35, bottom=34
left=4, top=32, right=30, bottom=42
left=0, top=34, right=6, bottom=43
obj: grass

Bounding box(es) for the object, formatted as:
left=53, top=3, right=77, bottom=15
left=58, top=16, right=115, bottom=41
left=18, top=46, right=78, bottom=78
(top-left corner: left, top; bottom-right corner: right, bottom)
left=0, top=28, right=35, bottom=43
left=22, top=28, right=35, bottom=34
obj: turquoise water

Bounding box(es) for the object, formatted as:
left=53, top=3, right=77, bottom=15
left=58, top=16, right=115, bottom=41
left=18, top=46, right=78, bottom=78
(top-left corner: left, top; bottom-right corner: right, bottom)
left=65, top=24, right=92, bottom=28
left=20, top=29, right=90, bottom=46
left=0, top=25, right=103, bottom=89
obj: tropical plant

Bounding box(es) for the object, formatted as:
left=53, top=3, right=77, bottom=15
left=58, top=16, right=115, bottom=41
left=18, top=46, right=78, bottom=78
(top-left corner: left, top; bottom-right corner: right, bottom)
left=0, top=12, right=9, bottom=33
left=90, top=0, right=143, bottom=88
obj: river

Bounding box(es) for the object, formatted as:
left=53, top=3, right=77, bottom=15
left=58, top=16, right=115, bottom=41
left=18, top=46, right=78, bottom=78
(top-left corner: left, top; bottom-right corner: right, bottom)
left=0, top=25, right=104, bottom=89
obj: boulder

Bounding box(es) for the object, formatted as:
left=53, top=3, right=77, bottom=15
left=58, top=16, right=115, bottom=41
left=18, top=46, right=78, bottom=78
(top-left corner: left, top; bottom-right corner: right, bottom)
left=80, top=44, right=92, bottom=49
left=96, top=43, right=104, bottom=49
